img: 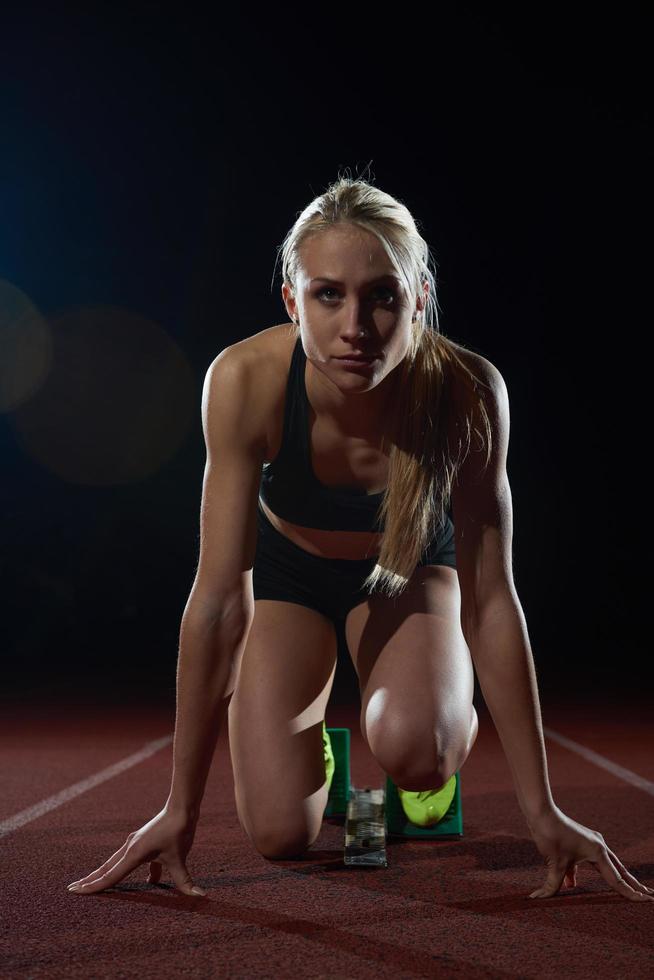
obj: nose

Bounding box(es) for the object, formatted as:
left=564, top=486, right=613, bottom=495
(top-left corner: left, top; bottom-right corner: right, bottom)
left=339, top=297, right=369, bottom=339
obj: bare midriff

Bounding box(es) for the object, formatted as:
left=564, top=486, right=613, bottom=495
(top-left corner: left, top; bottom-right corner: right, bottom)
left=258, top=496, right=384, bottom=561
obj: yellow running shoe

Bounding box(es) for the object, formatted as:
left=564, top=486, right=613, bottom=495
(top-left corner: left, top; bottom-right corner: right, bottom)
left=322, top=721, right=335, bottom=795
left=397, top=774, right=457, bottom=827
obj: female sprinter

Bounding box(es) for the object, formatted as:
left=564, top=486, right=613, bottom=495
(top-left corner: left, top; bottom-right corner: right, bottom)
left=67, top=177, right=653, bottom=903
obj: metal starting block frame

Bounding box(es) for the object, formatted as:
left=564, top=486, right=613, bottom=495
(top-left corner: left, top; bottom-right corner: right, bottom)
left=324, top=727, right=463, bottom=867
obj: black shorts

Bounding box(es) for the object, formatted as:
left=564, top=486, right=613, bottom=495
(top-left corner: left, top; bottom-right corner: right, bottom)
left=252, top=500, right=456, bottom=625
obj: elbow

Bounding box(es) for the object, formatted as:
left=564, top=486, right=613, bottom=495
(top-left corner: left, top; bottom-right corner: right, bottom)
left=460, top=584, right=520, bottom=645
left=184, top=581, right=255, bottom=638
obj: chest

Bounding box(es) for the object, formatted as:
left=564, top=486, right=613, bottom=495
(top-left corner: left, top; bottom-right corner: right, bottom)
left=264, top=361, right=391, bottom=496
left=304, top=408, right=390, bottom=497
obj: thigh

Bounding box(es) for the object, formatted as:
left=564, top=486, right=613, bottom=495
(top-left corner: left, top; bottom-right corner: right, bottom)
left=227, top=596, right=337, bottom=858
left=344, top=563, right=477, bottom=787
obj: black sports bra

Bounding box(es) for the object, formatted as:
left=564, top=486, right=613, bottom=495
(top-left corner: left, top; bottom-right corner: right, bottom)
left=258, top=336, right=387, bottom=531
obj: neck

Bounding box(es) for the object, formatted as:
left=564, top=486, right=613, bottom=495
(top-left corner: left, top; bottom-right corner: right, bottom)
left=305, top=355, right=400, bottom=442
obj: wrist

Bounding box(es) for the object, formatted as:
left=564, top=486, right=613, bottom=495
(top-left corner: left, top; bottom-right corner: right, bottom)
left=165, top=794, right=201, bottom=823
left=524, top=798, right=559, bottom=827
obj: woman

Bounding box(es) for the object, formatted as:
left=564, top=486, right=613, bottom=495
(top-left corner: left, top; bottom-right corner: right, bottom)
left=67, top=177, right=652, bottom=902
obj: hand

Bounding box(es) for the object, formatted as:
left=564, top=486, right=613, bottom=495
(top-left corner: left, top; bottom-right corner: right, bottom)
left=527, top=805, right=654, bottom=902
left=66, top=806, right=207, bottom=897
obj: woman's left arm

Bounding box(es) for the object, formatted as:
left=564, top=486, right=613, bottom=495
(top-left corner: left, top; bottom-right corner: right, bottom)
left=449, top=352, right=653, bottom=903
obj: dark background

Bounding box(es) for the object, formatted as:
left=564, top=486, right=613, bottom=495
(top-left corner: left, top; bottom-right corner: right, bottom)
left=1, top=7, right=650, bottom=708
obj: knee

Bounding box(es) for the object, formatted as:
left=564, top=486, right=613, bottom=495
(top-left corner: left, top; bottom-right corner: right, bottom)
left=364, top=707, right=477, bottom=791
left=364, top=718, right=448, bottom=789
left=244, top=811, right=321, bottom=860
left=253, top=827, right=316, bottom=861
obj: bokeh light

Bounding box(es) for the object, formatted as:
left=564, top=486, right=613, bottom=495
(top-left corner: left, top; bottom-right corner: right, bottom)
left=7, top=302, right=196, bottom=485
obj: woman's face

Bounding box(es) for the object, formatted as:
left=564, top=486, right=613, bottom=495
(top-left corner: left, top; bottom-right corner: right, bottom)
left=282, top=225, right=426, bottom=396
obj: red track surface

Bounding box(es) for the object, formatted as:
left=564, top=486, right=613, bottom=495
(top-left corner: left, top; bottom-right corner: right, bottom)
left=2, top=695, right=653, bottom=978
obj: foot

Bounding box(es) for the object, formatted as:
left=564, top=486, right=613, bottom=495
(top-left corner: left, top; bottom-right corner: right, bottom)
left=323, top=722, right=335, bottom=795
left=397, top=774, right=457, bottom=827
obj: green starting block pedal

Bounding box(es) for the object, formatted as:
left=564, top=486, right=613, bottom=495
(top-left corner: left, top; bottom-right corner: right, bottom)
left=324, top=727, right=351, bottom=817
left=384, top=771, right=463, bottom=839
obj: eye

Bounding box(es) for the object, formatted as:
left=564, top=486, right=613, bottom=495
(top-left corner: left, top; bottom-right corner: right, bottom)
left=315, top=286, right=396, bottom=303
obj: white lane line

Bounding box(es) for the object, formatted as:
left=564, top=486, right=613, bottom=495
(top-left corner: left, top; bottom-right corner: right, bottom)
left=543, top=727, right=654, bottom=796
left=0, top=734, right=173, bottom=839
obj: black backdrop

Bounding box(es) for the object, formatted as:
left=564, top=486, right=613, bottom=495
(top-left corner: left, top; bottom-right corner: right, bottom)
left=1, top=7, right=649, bottom=706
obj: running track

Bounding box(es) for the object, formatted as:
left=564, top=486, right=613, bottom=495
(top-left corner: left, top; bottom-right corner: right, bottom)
left=2, top=695, right=653, bottom=978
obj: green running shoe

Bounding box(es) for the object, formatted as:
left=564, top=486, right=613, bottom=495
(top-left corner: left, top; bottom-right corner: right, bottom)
left=397, top=774, right=457, bottom=827
left=322, top=721, right=335, bottom=795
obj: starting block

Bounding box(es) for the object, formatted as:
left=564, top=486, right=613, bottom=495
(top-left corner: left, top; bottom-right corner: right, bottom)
left=324, top=727, right=463, bottom=867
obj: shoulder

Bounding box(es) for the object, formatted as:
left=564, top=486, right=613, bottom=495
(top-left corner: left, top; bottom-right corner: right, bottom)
left=443, top=339, right=508, bottom=408
left=208, top=322, right=294, bottom=373
left=203, top=322, right=295, bottom=454
left=205, top=322, right=295, bottom=388
left=439, top=339, right=510, bottom=481
left=443, top=341, right=509, bottom=434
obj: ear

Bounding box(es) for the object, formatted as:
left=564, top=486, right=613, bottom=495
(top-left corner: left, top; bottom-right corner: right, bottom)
left=281, top=282, right=298, bottom=323
left=416, top=279, right=429, bottom=316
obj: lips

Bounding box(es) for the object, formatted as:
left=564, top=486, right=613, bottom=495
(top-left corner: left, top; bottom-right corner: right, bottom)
left=336, top=353, right=379, bottom=360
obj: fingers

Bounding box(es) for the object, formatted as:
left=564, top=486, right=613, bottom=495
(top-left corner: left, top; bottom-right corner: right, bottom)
left=67, top=844, right=206, bottom=898
left=592, top=847, right=653, bottom=902
left=67, top=836, right=134, bottom=891
left=68, top=837, right=151, bottom=895
left=564, top=860, right=577, bottom=889
left=164, top=855, right=206, bottom=897
left=529, top=863, right=567, bottom=899
left=601, top=844, right=654, bottom=901
left=145, top=857, right=206, bottom=896
left=530, top=842, right=654, bottom=902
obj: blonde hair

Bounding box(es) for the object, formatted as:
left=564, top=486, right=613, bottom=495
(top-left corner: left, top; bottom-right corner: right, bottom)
left=276, top=173, right=492, bottom=599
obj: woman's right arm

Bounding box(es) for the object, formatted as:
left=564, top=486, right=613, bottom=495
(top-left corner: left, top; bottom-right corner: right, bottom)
left=67, top=344, right=266, bottom=897
left=165, top=344, right=266, bottom=821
